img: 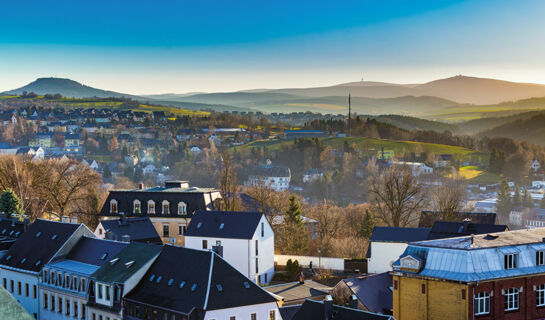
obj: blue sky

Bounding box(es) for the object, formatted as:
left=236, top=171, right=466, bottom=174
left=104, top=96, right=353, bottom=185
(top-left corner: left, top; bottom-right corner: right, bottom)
left=1, top=0, right=544, bottom=94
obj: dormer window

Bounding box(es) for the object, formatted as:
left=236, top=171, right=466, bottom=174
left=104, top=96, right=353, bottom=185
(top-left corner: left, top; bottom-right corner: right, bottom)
left=110, top=199, right=118, bottom=214
left=133, top=200, right=141, bottom=214
left=162, top=200, right=170, bottom=215
left=504, top=253, right=518, bottom=269
left=537, top=251, right=545, bottom=266
left=178, top=202, right=187, bottom=215
left=147, top=200, right=155, bottom=214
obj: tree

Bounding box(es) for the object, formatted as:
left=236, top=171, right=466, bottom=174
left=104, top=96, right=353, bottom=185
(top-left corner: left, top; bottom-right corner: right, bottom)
left=0, top=188, right=23, bottom=218
left=522, top=186, right=533, bottom=208
left=277, top=195, right=309, bottom=255
left=368, top=165, right=425, bottom=227
left=103, top=165, right=112, bottom=179
left=108, top=136, right=119, bottom=152
left=496, top=180, right=512, bottom=224
left=513, top=185, right=521, bottom=207
left=217, top=152, right=241, bottom=211
left=359, top=209, right=375, bottom=239
left=430, top=179, right=466, bottom=221
left=285, top=194, right=303, bottom=224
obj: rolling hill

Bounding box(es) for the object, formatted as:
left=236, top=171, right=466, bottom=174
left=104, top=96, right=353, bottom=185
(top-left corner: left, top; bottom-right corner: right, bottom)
left=477, top=112, right=545, bottom=146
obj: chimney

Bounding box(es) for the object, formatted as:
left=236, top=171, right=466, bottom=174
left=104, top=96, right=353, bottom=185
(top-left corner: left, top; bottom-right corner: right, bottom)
left=138, top=183, right=144, bottom=190
left=298, top=272, right=305, bottom=284
left=61, top=216, right=70, bottom=223
left=349, top=294, right=358, bottom=309
left=121, top=234, right=131, bottom=243
left=70, top=217, right=78, bottom=224
left=323, top=295, right=333, bottom=320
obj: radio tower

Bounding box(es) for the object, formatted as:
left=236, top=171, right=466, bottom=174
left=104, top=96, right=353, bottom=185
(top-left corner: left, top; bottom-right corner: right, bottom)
left=348, top=94, right=351, bottom=137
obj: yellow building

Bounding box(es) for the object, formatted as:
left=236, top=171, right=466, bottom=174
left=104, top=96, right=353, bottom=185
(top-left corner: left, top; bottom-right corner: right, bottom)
left=376, top=149, right=394, bottom=160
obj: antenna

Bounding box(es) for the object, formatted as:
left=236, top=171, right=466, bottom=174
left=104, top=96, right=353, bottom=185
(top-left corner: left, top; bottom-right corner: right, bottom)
left=348, top=94, right=351, bottom=137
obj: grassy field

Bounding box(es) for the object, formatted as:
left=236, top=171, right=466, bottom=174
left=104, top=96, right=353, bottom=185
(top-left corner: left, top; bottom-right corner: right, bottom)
left=459, top=165, right=501, bottom=184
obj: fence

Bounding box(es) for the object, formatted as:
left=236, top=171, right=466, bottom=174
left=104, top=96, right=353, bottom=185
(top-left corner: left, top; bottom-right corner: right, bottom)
left=274, top=254, right=345, bottom=271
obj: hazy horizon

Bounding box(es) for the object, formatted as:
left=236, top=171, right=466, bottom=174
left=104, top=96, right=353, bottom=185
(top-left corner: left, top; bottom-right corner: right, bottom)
left=2, top=0, right=545, bottom=94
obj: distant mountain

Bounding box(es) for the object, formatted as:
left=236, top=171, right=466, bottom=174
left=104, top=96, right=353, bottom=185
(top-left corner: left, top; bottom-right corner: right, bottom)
left=477, top=112, right=545, bottom=146
left=3, top=77, right=141, bottom=99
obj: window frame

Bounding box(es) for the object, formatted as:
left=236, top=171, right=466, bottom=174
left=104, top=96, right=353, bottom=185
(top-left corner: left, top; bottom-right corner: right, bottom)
left=537, top=284, right=545, bottom=307
left=162, top=200, right=170, bottom=215
left=178, top=202, right=187, bottom=215
left=110, top=199, right=118, bottom=214
left=474, top=291, right=490, bottom=315
left=133, top=200, right=141, bottom=214
left=504, top=287, right=519, bottom=311
left=504, top=253, right=518, bottom=269
left=148, top=200, right=155, bottom=214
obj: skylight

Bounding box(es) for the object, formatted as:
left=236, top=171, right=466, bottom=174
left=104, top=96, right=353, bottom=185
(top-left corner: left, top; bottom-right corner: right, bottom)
left=35, top=261, right=41, bottom=267
left=15, top=232, right=20, bottom=237
left=191, top=284, right=197, bottom=291
left=51, top=234, right=57, bottom=240
left=197, top=222, right=202, bottom=229
left=179, top=281, right=186, bottom=289
left=156, top=276, right=162, bottom=283
left=243, top=281, right=250, bottom=289
left=1, top=229, right=6, bottom=234
left=35, top=232, right=41, bottom=237
left=125, top=261, right=135, bottom=268
left=20, top=258, right=26, bottom=264
left=149, top=274, right=155, bottom=282
left=109, top=258, right=119, bottom=265
left=5, top=255, right=10, bottom=261
left=216, top=284, right=223, bottom=292
left=9, top=231, right=14, bottom=236
left=219, top=223, right=224, bottom=230
left=168, top=278, right=174, bottom=286
left=101, top=253, right=108, bottom=260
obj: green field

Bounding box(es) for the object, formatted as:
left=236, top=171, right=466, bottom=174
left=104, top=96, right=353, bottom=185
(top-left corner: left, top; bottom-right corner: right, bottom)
left=459, top=165, right=501, bottom=184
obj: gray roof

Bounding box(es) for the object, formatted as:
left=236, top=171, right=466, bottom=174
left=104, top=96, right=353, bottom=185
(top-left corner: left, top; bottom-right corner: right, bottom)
left=341, top=273, right=392, bottom=314
left=100, top=217, right=162, bottom=244
left=370, top=226, right=430, bottom=243
left=185, top=211, right=265, bottom=239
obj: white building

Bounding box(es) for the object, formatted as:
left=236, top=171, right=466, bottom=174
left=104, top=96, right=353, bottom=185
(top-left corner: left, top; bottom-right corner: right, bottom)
left=391, top=161, right=433, bottom=176
left=366, top=226, right=430, bottom=274
left=185, top=211, right=275, bottom=284
left=302, top=168, right=324, bottom=183
left=532, top=159, right=541, bottom=172
left=474, top=198, right=497, bottom=213
left=245, top=162, right=291, bottom=192
left=0, top=219, right=94, bottom=319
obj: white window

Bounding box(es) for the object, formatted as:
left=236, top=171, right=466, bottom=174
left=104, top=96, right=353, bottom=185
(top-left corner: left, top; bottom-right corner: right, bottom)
left=537, top=284, right=545, bottom=307
left=504, top=253, right=517, bottom=269
left=474, top=292, right=490, bottom=315
left=504, top=287, right=519, bottom=311
left=147, top=200, right=155, bottom=214
left=178, top=223, right=186, bottom=236
left=178, top=202, right=187, bottom=215
left=537, top=251, right=545, bottom=266
left=162, top=200, right=170, bottom=215
left=110, top=200, right=118, bottom=214
left=133, top=200, right=141, bottom=214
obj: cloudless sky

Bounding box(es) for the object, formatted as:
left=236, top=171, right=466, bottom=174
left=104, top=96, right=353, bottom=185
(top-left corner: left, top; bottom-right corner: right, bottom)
left=1, top=0, right=545, bottom=94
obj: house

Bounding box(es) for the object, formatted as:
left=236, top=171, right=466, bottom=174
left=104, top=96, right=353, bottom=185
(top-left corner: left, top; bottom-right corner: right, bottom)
left=286, top=296, right=394, bottom=320
left=302, top=168, right=324, bottom=183
left=86, top=243, right=162, bottom=320
left=375, top=148, right=394, bottom=161
left=0, top=214, right=29, bottom=257
left=509, top=207, right=526, bottom=227
left=419, top=210, right=497, bottom=227
left=122, top=245, right=281, bottom=320
left=0, top=219, right=94, bottom=319
left=245, top=163, right=291, bottom=192
left=331, top=272, right=393, bottom=315
left=426, top=221, right=507, bottom=240
left=142, top=164, right=157, bottom=175
left=39, top=237, right=127, bottom=320
left=532, top=159, right=541, bottom=172
left=272, top=215, right=318, bottom=239
left=0, top=285, right=34, bottom=319
left=434, top=154, right=453, bottom=168
left=189, top=146, right=202, bottom=155
left=473, top=199, right=497, bottom=213
left=0, top=142, right=18, bottom=155
left=284, top=130, right=328, bottom=139
left=391, top=161, right=433, bottom=176
left=29, top=134, right=53, bottom=148
left=366, top=226, right=430, bottom=274
left=185, top=211, right=274, bottom=284
left=99, top=180, right=221, bottom=246
left=524, top=208, right=545, bottom=228
left=94, top=217, right=162, bottom=244
left=265, top=280, right=332, bottom=306
left=64, top=133, right=80, bottom=147
left=392, top=228, right=545, bottom=320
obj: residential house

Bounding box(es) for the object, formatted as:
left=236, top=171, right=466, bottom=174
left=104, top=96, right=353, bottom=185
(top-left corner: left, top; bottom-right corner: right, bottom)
left=0, top=285, right=34, bottom=319
left=99, top=180, right=221, bottom=245
left=0, top=219, right=94, bottom=319
left=64, top=133, right=80, bottom=147
left=87, top=243, right=162, bottom=320
left=524, top=208, right=545, bottom=228
left=284, top=130, right=328, bottom=139
left=302, top=169, right=324, bottom=183
left=392, top=228, right=545, bottom=320
left=185, top=211, right=274, bottom=284
left=94, top=217, right=162, bottom=244
left=30, top=134, right=53, bottom=148
left=509, top=207, right=526, bottom=227
left=434, top=154, right=453, bottom=168
left=245, top=163, right=291, bottom=192
left=0, top=215, right=29, bottom=257
left=123, top=245, right=281, bottom=320
left=265, top=280, right=332, bottom=306
left=375, top=148, right=394, bottom=161
left=331, top=272, right=393, bottom=315
left=39, top=237, right=127, bottom=320
left=391, top=161, right=433, bottom=176
left=473, top=199, right=497, bottom=213
left=285, top=296, right=394, bottom=320
left=532, top=159, right=541, bottom=172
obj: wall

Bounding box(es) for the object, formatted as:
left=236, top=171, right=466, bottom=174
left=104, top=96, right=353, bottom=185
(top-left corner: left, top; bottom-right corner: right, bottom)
left=150, top=217, right=190, bottom=246
left=40, top=289, right=87, bottom=320
left=274, top=255, right=345, bottom=271
left=203, top=302, right=280, bottom=320
left=367, top=242, right=407, bottom=274
left=0, top=269, right=39, bottom=319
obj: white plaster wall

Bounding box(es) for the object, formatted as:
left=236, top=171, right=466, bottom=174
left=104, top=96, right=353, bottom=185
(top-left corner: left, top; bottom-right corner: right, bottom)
left=204, top=302, right=280, bottom=320
left=0, top=269, right=39, bottom=318
left=367, top=242, right=408, bottom=274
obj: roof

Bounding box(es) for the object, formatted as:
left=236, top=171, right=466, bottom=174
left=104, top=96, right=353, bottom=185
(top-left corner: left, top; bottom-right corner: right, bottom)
left=48, top=259, right=100, bottom=276
left=0, top=219, right=81, bottom=272
left=124, top=245, right=277, bottom=314
left=279, top=304, right=302, bottom=320
left=264, top=280, right=331, bottom=304
left=92, top=242, right=162, bottom=284
left=248, top=165, right=290, bottom=178
left=99, top=218, right=162, bottom=244
left=291, top=299, right=393, bottom=320
left=419, top=211, right=497, bottom=227
left=65, top=237, right=127, bottom=266
left=370, top=226, right=430, bottom=243
left=185, top=211, right=265, bottom=239
left=427, top=221, right=508, bottom=240
left=0, top=286, right=34, bottom=320
left=341, top=273, right=392, bottom=314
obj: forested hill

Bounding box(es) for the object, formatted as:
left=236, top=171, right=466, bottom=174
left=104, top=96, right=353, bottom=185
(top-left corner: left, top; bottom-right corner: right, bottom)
left=478, top=113, right=545, bottom=146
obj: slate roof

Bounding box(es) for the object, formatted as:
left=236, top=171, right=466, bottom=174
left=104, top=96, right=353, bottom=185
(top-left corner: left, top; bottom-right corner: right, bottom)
left=279, top=304, right=301, bottom=320
left=291, top=299, right=393, bottom=320
left=100, top=217, right=162, bottom=244
left=65, top=237, right=127, bottom=266
left=419, top=211, right=497, bottom=227
left=427, top=221, right=508, bottom=240
left=264, top=280, right=331, bottom=304
left=369, top=227, right=430, bottom=243
left=124, top=245, right=277, bottom=314
left=185, top=211, right=264, bottom=239
left=248, top=165, right=290, bottom=178
left=0, top=286, right=34, bottom=320
left=92, top=242, right=162, bottom=284
left=341, top=273, right=392, bottom=314
left=0, top=219, right=81, bottom=272
left=0, top=218, right=27, bottom=251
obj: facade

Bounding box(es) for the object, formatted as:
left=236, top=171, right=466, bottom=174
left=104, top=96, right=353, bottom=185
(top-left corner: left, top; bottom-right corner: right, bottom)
left=392, top=227, right=545, bottom=320
left=99, top=180, right=221, bottom=246
left=123, top=245, right=280, bottom=320
left=185, top=211, right=275, bottom=284
left=391, top=161, right=433, bottom=176
left=245, top=164, right=291, bottom=192
left=509, top=208, right=526, bottom=227
left=376, top=149, right=394, bottom=160
left=523, top=208, right=545, bottom=229
left=0, top=219, right=94, bottom=319
left=302, top=169, right=324, bottom=183
left=434, top=154, right=453, bottom=168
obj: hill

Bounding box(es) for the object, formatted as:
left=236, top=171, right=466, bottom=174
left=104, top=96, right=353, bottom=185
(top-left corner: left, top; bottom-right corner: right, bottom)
left=478, top=112, right=545, bottom=146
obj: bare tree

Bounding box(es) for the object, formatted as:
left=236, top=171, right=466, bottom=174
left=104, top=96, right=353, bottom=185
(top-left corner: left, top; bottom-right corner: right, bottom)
left=217, top=152, right=241, bottom=211
left=368, top=165, right=425, bottom=227
left=431, top=178, right=466, bottom=221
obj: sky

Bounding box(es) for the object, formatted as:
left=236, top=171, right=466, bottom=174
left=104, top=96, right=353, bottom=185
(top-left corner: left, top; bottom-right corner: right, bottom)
left=1, top=0, right=545, bottom=94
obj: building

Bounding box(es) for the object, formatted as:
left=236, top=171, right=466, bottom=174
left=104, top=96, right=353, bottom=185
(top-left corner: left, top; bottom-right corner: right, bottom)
left=265, top=280, right=332, bottom=306
left=185, top=211, right=274, bottom=284
left=0, top=215, right=29, bottom=257
left=419, top=210, right=497, bottom=227
left=434, top=154, right=453, bottom=168
left=302, top=169, right=324, bottom=183
left=285, top=296, right=394, bottom=320
left=474, top=199, right=497, bottom=213
left=426, top=221, right=507, bottom=240
left=87, top=243, right=162, bottom=320
left=39, top=237, right=127, bottom=320
left=331, top=272, right=393, bottom=315
left=284, top=130, right=328, bottom=139
left=509, top=208, right=526, bottom=227
left=366, top=227, right=430, bottom=274
left=123, top=245, right=281, bottom=320
left=30, top=134, right=53, bottom=148
left=99, top=180, right=221, bottom=246
left=391, top=161, right=433, bottom=176
left=94, top=217, right=162, bottom=244
left=392, top=227, right=545, bottom=320
left=375, top=149, right=394, bottom=161
left=532, top=159, right=541, bottom=172
left=245, top=163, right=291, bottom=192
left=524, top=208, right=545, bottom=229
left=0, top=219, right=94, bottom=319
left=0, top=285, right=34, bottom=319
left=64, top=133, right=80, bottom=147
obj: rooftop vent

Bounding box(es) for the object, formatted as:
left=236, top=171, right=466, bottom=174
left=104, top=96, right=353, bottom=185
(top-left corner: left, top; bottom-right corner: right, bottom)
left=179, top=281, right=186, bottom=289
left=125, top=261, right=135, bottom=268
left=164, top=181, right=189, bottom=189
left=109, top=258, right=119, bottom=265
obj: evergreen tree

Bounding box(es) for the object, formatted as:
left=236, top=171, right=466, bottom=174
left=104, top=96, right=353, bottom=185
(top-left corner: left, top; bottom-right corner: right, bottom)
left=0, top=188, right=23, bottom=218
left=280, top=194, right=309, bottom=255
left=523, top=186, right=533, bottom=208
left=496, top=180, right=512, bottom=224
left=285, top=194, right=303, bottom=225
left=513, top=184, right=521, bottom=207
left=359, top=209, right=375, bottom=239
left=103, top=165, right=112, bottom=179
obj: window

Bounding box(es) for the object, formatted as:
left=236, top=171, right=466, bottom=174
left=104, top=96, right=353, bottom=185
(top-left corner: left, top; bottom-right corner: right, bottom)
left=25, top=283, right=29, bottom=297
left=269, top=310, right=276, bottom=320
left=202, top=240, right=208, bottom=249
left=33, top=285, right=36, bottom=298
left=538, top=251, right=545, bottom=266
left=81, top=279, right=86, bottom=292
left=474, top=292, right=490, bottom=315
left=504, top=287, right=519, bottom=311
left=2, top=278, right=5, bottom=289
left=74, top=300, right=78, bottom=317
left=178, top=223, right=186, bottom=235
left=537, top=284, right=545, bottom=307
left=66, top=298, right=70, bottom=315
left=110, top=199, right=118, bottom=214
left=256, top=257, right=259, bottom=274
left=43, top=292, right=48, bottom=309
left=17, top=281, right=21, bottom=295
left=178, top=202, right=187, bottom=215
left=10, top=280, right=13, bottom=293
left=255, top=239, right=259, bottom=256
left=50, top=294, right=55, bottom=311
left=162, top=200, right=170, bottom=214
left=106, top=285, right=110, bottom=300
left=148, top=200, right=155, bottom=214
left=133, top=200, right=141, bottom=214
left=504, top=253, right=518, bottom=269
left=98, top=284, right=103, bottom=299
left=163, top=224, right=170, bottom=237
left=58, top=296, right=62, bottom=314
left=261, top=222, right=264, bottom=237
left=251, top=313, right=257, bottom=320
